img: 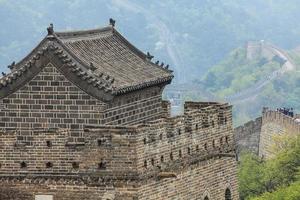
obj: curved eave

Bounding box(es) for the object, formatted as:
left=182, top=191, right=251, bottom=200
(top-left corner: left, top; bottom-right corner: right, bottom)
left=113, top=75, right=174, bottom=95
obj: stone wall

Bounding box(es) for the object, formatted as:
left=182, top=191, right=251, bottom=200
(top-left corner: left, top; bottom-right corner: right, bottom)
left=0, top=101, right=239, bottom=200
left=259, top=110, right=300, bottom=158
left=138, top=157, right=239, bottom=200
left=234, top=117, right=262, bottom=159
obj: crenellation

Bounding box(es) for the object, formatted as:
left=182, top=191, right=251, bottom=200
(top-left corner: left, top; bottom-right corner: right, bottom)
left=235, top=107, right=300, bottom=159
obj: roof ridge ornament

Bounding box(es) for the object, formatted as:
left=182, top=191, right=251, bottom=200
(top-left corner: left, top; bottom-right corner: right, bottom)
left=146, top=52, right=154, bottom=61
left=109, top=18, right=116, bottom=28
left=8, top=61, right=15, bottom=70
left=47, top=23, right=54, bottom=35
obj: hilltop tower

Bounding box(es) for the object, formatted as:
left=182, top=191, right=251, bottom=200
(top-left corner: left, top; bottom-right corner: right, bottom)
left=0, top=22, right=239, bottom=200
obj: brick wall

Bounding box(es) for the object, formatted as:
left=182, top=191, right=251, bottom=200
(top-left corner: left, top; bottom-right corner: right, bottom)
left=138, top=157, right=239, bottom=200
left=104, top=86, right=164, bottom=125
left=234, top=117, right=262, bottom=159
left=259, top=110, right=300, bottom=158
left=0, top=101, right=239, bottom=200
left=0, top=63, right=106, bottom=132
left=0, top=62, right=165, bottom=133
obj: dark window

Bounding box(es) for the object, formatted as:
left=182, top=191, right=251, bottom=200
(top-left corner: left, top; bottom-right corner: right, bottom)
left=204, top=196, right=209, bottom=200
left=72, top=162, right=79, bottom=169
left=20, top=161, right=27, bottom=168
left=196, top=124, right=198, bottom=130
left=225, top=136, right=229, bottom=144
left=220, top=137, right=223, bottom=145
left=178, top=129, right=181, bottom=135
left=46, top=141, right=52, bottom=147
left=225, top=188, right=232, bottom=200
left=151, top=158, right=155, bottom=166
left=160, top=155, right=164, bottom=162
left=212, top=140, right=215, bottom=148
left=179, top=150, right=182, bottom=158
left=204, top=143, right=208, bottom=151
left=144, top=160, right=147, bottom=168
left=159, top=134, right=163, bottom=140
left=143, top=138, right=147, bottom=144
left=170, top=152, right=173, bottom=161
left=187, top=147, right=191, bottom=155
left=98, top=161, right=106, bottom=170
left=46, top=162, right=53, bottom=168
left=196, top=145, right=199, bottom=151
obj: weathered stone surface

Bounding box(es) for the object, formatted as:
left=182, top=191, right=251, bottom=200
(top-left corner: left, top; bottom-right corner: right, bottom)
left=234, top=117, right=261, bottom=159
left=259, top=109, right=300, bottom=158
left=234, top=108, right=300, bottom=159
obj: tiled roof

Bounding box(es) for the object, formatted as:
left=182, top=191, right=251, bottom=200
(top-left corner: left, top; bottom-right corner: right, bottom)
left=0, top=24, right=173, bottom=100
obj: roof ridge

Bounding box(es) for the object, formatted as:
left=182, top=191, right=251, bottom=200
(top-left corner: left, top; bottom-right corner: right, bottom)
left=55, top=26, right=113, bottom=39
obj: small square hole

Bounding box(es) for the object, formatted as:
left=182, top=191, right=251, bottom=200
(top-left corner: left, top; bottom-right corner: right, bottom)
left=46, top=162, right=53, bottom=168
left=46, top=141, right=52, bottom=147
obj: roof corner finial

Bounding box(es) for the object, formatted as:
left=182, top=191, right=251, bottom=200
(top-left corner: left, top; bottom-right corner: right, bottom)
left=165, top=64, right=169, bottom=70
left=155, top=60, right=159, bottom=65
left=8, top=61, right=15, bottom=70
left=109, top=18, right=116, bottom=28
left=2, top=72, right=6, bottom=76
left=146, top=52, right=154, bottom=61
left=47, top=23, right=54, bottom=35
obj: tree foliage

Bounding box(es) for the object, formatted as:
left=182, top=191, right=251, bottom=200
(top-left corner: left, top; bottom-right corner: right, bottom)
left=239, top=135, right=300, bottom=200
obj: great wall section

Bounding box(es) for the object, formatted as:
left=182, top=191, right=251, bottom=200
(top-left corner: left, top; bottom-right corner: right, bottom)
left=165, top=40, right=297, bottom=114
left=234, top=108, right=300, bottom=159
left=225, top=41, right=296, bottom=103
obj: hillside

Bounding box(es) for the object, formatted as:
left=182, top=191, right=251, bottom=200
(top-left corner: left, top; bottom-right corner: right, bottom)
left=2, top=0, right=300, bottom=83
left=201, top=42, right=300, bottom=125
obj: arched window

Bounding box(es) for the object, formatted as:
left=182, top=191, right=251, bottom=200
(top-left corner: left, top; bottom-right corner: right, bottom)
left=225, top=188, right=232, bottom=200
left=204, top=196, right=209, bottom=200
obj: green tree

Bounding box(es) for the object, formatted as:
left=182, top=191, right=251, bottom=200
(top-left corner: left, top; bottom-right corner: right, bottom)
left=238, top=135, right=300, bottom=199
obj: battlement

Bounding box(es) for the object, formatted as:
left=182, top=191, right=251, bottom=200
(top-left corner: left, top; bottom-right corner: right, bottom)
left=0, top=101, right=235, bottom=180
left=259, top=108, right=300, bottom=158
left=262, top=110, right=300, bottom=134
left=234, top=117, right=262, bottom=158
left=234, top=117, right=262, bottom=141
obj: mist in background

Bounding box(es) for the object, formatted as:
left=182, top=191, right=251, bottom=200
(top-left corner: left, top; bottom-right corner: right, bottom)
left=1, top=0, right=300, bottom=82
